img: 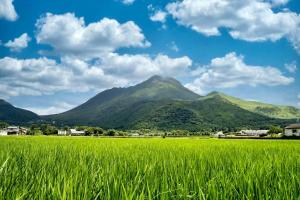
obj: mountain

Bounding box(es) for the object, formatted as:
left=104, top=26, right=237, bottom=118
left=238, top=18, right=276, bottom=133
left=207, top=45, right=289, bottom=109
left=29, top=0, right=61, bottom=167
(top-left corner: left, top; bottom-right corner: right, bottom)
left=45, top=76, right=293, bottom=131
left=205, top=92, right=300, bottom=119
left=0, top=99, right=39, bottom=124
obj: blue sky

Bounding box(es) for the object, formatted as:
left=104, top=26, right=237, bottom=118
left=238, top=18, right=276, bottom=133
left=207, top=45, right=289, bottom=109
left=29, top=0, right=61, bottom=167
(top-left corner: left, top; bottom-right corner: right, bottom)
left=0, top=0, right=299, bottom=114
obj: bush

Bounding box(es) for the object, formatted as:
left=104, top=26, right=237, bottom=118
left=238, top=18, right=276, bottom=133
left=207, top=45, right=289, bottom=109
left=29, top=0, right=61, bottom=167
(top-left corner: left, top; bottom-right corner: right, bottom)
left=268, top=126, right=283, bottom=134
left=106, top=129, right=116, bottom=136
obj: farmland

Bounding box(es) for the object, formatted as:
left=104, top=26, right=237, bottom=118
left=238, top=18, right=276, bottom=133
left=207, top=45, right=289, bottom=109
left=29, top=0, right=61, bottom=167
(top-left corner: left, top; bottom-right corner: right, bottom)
left=0, top=137, right=299, bottom=199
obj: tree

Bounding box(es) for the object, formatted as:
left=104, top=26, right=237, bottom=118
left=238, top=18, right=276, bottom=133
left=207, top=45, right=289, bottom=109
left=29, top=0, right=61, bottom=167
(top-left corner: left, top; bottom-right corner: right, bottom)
left=106, top=129, right=116, bottom=136
left=0, top=122, right=9, bottom=129
left=41, top=125, right=58, bottom=135
left=268, top=125, right=283, bottom=134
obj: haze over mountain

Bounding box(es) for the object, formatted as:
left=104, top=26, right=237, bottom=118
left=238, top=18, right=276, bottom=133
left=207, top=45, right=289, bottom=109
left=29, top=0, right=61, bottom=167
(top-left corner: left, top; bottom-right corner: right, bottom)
left=44, top=76, right=297, bottom=131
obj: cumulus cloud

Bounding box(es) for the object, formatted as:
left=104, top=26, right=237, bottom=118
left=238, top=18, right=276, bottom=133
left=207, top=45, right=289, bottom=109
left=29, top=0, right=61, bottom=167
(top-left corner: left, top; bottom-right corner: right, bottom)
left=0, top=53, right=192, bottom=99
left=166, top=0, right=300, bottom=53
left=98, top=53, right=192, bottom=80
left=36, top=13, right=150, bottom=58
left=186, top=52, right=294, bottom=94
left=4, top=33, right=31, bottom=52
left=0, top=56, right=120, bottom=99
left=285, top=62, right=297, bottom=73
left=0, top=0, right=18, bottom=21
left=150, top=10, right=167, bottom=23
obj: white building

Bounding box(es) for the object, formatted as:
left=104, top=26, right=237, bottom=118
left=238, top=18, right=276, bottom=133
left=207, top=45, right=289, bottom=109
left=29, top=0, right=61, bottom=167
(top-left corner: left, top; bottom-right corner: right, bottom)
left=69, top=129, right=85, bottom=136
left=6, top=126, right=20, bottom=135
left=284, top=124, right=300, bottom=136
left=239, top=130, right=269, bottom=136
left=214, top=131, right=225, bottom=138
left=58, top=130, right=67, bottom=135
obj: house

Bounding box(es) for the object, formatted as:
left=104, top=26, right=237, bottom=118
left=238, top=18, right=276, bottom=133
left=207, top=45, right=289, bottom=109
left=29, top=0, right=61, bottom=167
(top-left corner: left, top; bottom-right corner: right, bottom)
left=284, top=124, right=300, bottom=136
left=6, top=126, right=20, bottom=135
left=0, top=126, right=27, bottom=135
left=19, top=127, right=28, bottom=135
left=239, top=130, right=269, bottom=136
left=58, top=130, right=67, bottom=135
left=69, top=129, right=85, bottom=136
left=214, top=131, right=225, bottom=138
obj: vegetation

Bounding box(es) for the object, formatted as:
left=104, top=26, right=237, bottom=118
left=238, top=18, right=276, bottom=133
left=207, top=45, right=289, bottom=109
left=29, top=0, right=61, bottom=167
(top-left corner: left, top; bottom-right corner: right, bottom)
left=206, top=92, right=300, bottom=119
left=0, top=99, right=39, bottom=124
left=0, top=137, right=299, bottom=199
left=0, top=76, right=298, bottom=131
left=0, top=122, right=8, bottom=129
left=268, top=125, right=283, bottom=134
left=45, top=76, right=295, bottom=131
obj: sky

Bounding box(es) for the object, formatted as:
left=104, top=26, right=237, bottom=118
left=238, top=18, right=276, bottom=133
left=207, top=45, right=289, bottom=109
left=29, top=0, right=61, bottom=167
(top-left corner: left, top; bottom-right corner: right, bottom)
left=0, top=0, right=299, bottom=115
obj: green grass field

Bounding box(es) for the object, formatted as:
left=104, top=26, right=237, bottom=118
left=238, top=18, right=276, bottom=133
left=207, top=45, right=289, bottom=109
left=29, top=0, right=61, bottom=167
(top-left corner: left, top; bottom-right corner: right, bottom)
left=0, top=137, right=299, bottom=199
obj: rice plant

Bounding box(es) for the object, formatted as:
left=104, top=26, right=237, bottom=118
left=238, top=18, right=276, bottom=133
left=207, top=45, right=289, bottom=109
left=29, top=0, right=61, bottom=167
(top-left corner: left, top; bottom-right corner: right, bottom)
left=0, top=137, right=299, bottom=199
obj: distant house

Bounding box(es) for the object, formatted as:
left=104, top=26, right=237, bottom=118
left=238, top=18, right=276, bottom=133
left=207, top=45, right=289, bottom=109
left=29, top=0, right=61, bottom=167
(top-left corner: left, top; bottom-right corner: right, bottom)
left=239, top=130, right=269, bottom=136
left=284, top=124, right=300, bottom=136
left=6, top=126, right=20, bottom=135
left=0, top=126, right=27, bottom=135
left=69, top=129, right=85, bottom=136
left=19, top=127, right=28, bottom=135
left=58, top=130, right=67, bottom=135
left=214, top=131, right=225, bottom=138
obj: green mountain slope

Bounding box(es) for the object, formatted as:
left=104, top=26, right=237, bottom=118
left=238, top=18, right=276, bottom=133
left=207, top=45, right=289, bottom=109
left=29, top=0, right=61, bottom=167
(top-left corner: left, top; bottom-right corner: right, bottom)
left=46, top=76, right=293, bottom=130
left=0, top=99, right=39, bottom=124
left=46, top=76, right=201, bottom=125
left=205, top=92, right=300, bottom=119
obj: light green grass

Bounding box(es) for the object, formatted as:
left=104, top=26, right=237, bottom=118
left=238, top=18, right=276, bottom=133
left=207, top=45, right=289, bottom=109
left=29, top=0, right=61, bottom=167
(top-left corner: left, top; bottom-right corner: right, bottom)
left=0, top=136, right=299, bottom=199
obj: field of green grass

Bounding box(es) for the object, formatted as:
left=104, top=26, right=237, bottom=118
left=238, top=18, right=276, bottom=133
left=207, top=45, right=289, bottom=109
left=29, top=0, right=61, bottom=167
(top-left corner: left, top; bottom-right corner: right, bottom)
left=0, top=137, right=299, bottom=199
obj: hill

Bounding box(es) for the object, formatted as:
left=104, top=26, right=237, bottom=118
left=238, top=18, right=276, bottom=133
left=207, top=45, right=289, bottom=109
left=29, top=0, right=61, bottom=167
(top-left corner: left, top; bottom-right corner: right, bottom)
left=0, top=99, right=39, bottom=124
left=45, top=76, right=293, bottom=131
left=205, top=92, right=300, bottom=119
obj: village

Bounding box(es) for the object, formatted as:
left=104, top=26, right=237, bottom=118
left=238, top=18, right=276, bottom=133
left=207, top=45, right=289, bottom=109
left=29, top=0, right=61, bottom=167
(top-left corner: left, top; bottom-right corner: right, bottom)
left=1, top=123, right=300, bottom=138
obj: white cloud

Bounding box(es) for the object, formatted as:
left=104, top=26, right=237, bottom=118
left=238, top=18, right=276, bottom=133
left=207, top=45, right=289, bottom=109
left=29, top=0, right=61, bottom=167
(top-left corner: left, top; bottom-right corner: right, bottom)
left=0, top=56, right=119, bottom=99
left=186, top=52, right=294, bottom=94
left=4, top=33, right=31, bottom=52
left=166, top=0, right=300, bottom=53
left=121, top=0, right=135, bottom=5
left=0, top=53, right=192, bottom=99
left=36, top=13, right=150, bottom=58
left=169, top=41, right=179, bottom=52
left=99, top=53, right=192, bottom=80
left=268, top=0, right=289, bottom=6
left=285, top=62, right=297, bottom=73
left=150, top=10, right=167, bottom=23
left=0, top=0, right=18, bottom=21
left=25, top=102, right=75, bottom=115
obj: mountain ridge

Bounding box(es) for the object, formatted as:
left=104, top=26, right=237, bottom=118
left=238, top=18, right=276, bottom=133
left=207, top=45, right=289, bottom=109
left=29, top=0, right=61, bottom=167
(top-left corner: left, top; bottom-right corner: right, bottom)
left=43, top=75, right=296, bottom=130
left=0, top=75, right=298, bottom=129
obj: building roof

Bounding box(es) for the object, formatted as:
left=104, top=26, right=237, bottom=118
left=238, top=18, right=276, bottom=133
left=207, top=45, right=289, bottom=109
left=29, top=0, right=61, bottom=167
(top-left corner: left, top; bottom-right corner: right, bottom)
left=240, top=130, right=268, bottom=134
left=285, top=124, right=300, bottom=129
left=7, top=126, right=19, bottom=129
left=70, top=129, right=85, bottom=134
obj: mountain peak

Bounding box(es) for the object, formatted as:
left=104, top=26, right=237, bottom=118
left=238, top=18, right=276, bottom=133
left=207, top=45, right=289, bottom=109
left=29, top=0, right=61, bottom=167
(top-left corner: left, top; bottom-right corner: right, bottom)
left=145, top=75, right=181, bottom=86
